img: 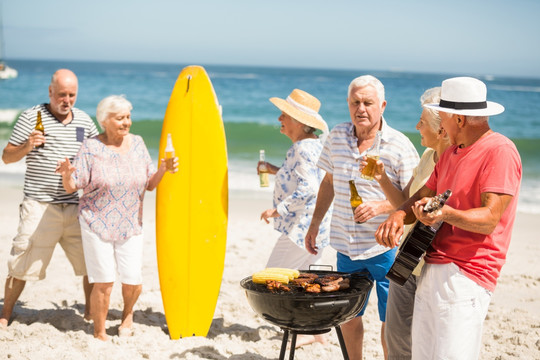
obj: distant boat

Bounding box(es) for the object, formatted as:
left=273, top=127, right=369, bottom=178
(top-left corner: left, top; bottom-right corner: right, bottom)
left=0, top=62, right=17, bottom=80
left=0, top=3, right=17, bottom=80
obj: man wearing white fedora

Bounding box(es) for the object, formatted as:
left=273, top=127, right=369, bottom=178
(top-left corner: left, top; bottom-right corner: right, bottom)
left=375, top=76, right=522, bottom=359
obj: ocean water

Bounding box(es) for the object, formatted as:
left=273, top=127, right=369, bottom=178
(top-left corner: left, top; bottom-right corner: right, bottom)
left=1, top=59, right=539, bottom=213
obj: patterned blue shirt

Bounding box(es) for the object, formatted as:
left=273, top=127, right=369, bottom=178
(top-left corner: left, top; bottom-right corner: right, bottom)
left=317, top=119, right=419, bottom=260
left=273, top=138, right=332, bottom=249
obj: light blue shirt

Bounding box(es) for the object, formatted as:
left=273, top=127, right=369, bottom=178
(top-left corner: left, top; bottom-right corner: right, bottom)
left=318, top=119, right=419, bottom=260
left=273, top=138, right=332, bottom=249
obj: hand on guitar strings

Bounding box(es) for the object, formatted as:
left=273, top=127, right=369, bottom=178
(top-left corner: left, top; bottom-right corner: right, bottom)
left=412, top=197, right=444, bottom=227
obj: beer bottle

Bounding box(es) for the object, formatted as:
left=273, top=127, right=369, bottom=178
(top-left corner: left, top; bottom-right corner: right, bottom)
left=258, top=149, right=269, bottom=187
left=35, top=110, right=45, bottom=148
left=361, top=130, right=381, bottom=181
left=164, top=133, right=175, bottom=171
left=349, top=180, right=363, bottom=224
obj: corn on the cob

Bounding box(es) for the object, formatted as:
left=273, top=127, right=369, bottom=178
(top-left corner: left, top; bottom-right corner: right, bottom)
left=252, top=271, right=289, bottom=284
left=264, top=267, right=300, bottom=280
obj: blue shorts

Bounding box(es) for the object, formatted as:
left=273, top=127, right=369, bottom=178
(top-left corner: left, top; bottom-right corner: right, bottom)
left=337, top=248, right=397, bottom=322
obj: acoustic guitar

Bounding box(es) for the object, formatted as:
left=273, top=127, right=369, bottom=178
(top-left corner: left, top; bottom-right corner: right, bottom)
left=386, top=189, right=452, bottom=286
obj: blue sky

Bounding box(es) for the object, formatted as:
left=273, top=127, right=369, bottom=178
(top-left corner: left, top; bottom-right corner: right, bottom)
left=3, top=0, right=540, bottom=77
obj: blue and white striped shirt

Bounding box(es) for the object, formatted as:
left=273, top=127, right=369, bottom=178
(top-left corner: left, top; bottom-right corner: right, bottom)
left=318, top=119, right=419, bottom=260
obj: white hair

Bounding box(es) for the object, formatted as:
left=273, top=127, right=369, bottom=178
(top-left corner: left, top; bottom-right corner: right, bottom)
left=96, top=95, right=133, bottom=127
left=420, top=87, right=442, bottom=132
left=348, top=75, right=385, bottom=106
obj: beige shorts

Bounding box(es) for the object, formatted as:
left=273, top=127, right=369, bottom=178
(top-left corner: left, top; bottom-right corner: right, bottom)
left=8, top=198, right=87, bottom=281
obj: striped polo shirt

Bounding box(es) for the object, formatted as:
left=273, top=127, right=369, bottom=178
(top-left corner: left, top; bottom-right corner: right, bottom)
left=8, top=103, right=99, bottom=204
left=318, top=119, right=419, bottom=260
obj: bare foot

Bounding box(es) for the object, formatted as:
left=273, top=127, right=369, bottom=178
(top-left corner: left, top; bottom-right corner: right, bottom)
left=0, top=318, right=7, bottom=330
left=94, top=331, right=108, bottom=341
left=295, top=334, right=328, bottom=348
left=118, top=326, right=133, bottom=337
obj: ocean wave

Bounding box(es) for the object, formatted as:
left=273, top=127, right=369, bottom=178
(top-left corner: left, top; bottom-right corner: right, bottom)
left=208, top=72, right=258, bottom=80
left=0, top=109, right=21, bottom=124
left=1, top=158, right=539, bottom=215
left=491, top=85, right=540, bottom=93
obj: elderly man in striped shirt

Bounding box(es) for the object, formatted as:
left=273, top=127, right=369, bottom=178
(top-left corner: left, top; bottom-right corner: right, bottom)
left=305, top=75, right=419, bottom=360
left=1, top=69, right=98, bottom=328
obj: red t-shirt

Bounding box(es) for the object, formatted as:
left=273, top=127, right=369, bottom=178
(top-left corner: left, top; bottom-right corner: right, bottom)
left=425, top=132, right=522, bottom=292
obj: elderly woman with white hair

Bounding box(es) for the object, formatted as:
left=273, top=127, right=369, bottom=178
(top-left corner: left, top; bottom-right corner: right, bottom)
left=56, top=95, right=177, bottom=341
left=361, top=87, right=451, bottom=359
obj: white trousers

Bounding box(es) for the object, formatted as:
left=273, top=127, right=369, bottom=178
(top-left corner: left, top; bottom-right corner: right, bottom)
left=412, top=263, right=492, bottom=360
left=266, top=233, right=323, bottom=270
left=80, top=220, right=144, bottom=285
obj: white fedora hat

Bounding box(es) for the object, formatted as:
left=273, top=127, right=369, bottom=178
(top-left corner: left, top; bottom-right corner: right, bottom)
left=270, top=89, right=329, bottom=133
left=424, top=77, right=504, bottom=116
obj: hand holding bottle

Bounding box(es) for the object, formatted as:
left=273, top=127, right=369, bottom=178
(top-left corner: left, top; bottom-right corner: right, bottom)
left=164, top=133, right=176, bottom=172
left=33, top=110, right=46, bottom=149
left=160, top=156, right=179, bottom=173
left=349, top=180, right=364, bottom=224
left=258, top=150, right=269, bottom=187
left=27, top=130, right=46, bottom=149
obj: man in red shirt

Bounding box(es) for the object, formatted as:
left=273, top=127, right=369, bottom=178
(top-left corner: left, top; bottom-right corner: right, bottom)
left=376, top=77, right=522, bottom=359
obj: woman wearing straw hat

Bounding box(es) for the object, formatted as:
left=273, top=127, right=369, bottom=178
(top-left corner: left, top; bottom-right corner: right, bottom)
left=258, top=89, right=332, bottom=347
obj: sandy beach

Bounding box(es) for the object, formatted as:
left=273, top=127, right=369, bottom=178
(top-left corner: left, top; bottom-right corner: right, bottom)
left=0, top=177, right=539, bottom=359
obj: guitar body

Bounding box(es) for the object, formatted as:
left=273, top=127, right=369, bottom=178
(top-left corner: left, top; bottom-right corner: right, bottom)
left=385, top=222, right=436, bottom=286
left=386, top=189, right=452, bottom=286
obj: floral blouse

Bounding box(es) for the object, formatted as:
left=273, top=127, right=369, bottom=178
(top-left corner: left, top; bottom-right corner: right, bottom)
left=72, top=134, right=155, bottom=242
left=273, top=138, right=332, bottom=249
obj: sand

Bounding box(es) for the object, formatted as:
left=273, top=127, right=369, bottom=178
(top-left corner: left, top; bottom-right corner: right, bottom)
left=0, top=179, right=539, bottom=359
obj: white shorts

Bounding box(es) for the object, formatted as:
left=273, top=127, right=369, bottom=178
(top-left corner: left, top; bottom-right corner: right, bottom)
left=412, top=262, right=492, bottom=360
left=266, top=233, right=323, bottom=270
left=80, top=220, right=143, bottom=285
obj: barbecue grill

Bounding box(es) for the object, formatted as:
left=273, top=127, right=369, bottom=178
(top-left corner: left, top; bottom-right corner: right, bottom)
left=241, top=269, right=373, bottom=360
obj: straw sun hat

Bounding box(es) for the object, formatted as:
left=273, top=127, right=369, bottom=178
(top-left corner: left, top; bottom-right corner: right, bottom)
left=424, top=77, right=504, bottom=116
left=270, top=89, right=329, bottom=133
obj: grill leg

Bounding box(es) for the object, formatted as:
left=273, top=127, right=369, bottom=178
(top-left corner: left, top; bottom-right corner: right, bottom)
left=288, top=332, right=297, bottom=360
left=278, top=329, right=289, bottom=360
left=335, top=325, right=350, bottom=360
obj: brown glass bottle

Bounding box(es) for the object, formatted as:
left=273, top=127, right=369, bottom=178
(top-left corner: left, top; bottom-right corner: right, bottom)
left=349, top=180, right=363, bottom=224
left=35, top=110, right=45, bottom=148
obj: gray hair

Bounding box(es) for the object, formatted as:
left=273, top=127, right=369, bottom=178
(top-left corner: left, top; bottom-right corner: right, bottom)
left=303, top=125, right=316, bottom=134
left=96, top=95, right=133, bottom=127
left=348, top=75, right=385, bottom=106
left=420, top=87, right=442, bottom=131
left=464, top=115, right=489, bottom=125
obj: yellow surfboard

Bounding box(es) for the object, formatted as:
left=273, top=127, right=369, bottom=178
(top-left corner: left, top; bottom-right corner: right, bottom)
left=156, top=66, right=228, bottom=339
